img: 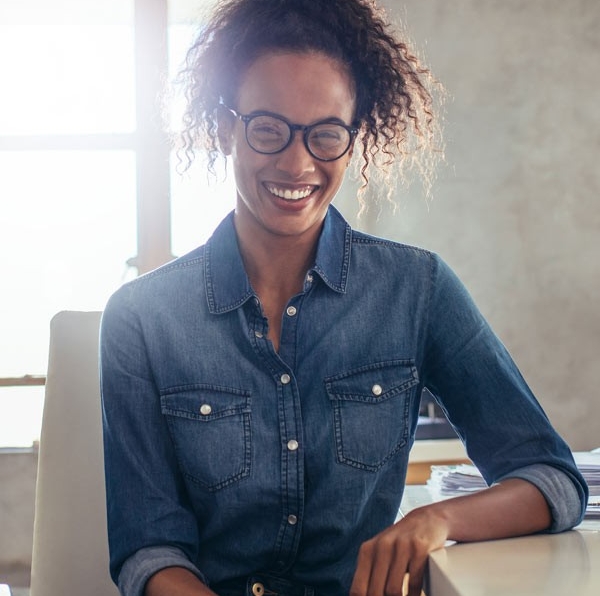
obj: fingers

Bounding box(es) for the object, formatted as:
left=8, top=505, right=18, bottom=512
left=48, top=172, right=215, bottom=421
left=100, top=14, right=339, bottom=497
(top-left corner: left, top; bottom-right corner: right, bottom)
left=349, top=538, right=375, bottom=596
left=350, top=536, right=413, bottom=596
left=368, top=536, right=406, bottom=596
left=406, top=554, right=428, bottom=596
left=350, top=529, right=431, bottom=596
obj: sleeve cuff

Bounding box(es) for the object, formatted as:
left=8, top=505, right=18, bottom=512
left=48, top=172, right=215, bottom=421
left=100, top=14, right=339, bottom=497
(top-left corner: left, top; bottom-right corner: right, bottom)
left=499, top=463, right=584, bottom=532
left=118, top=545, right=207, bottom=596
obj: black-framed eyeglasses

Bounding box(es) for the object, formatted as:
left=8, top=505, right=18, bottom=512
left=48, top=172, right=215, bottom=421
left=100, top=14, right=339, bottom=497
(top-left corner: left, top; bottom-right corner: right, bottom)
left=225, top=106, right=358, bottom=162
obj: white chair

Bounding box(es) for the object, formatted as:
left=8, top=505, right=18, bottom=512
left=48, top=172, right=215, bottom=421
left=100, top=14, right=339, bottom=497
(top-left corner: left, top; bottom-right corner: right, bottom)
left=30, top=311, right=119, bottom=596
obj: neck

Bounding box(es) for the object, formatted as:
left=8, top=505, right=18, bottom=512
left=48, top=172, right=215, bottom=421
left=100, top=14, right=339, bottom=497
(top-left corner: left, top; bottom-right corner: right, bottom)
left=236, top=222, right=319, bottom=298
left=233, top=210, right=325, bottom=353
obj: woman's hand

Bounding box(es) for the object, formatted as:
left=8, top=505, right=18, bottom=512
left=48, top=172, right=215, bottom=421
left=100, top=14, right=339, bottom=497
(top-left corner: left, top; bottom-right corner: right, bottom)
left=349, top=505, right=449, bottom=596
left=349, top=478, right=552, bottom=596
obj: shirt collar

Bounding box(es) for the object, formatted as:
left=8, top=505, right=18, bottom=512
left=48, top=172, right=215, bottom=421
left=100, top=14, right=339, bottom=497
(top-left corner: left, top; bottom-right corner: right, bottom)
left=204, top=206, right=351, bottom=314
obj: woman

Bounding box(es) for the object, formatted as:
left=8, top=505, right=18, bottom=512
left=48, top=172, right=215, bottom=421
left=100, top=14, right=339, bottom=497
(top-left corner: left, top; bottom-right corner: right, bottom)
left=100, top=1, right=588, bottom=595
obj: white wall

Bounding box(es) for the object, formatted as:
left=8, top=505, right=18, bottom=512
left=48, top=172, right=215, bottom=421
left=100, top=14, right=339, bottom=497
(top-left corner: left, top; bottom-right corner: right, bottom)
left=337, top=0, right=600, bottom=450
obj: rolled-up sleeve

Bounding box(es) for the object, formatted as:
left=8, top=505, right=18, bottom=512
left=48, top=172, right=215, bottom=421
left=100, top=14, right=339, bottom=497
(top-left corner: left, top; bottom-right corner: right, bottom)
left=118, top=546, right=206, bottom=596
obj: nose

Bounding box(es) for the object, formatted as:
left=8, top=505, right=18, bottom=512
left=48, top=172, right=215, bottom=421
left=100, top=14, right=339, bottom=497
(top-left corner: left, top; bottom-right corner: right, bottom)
left=274, top=132, right=316, bottom=179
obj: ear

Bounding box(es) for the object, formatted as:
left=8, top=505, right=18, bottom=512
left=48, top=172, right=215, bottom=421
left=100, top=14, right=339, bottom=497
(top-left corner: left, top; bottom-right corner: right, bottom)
left=346, top=135, right=357, bottom=165
left=216, top=106, right=235, bottom=156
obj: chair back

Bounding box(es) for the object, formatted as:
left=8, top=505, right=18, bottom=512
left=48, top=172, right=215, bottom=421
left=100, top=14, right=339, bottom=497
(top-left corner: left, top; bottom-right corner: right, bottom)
left=30, top=311, right=118, bottom=596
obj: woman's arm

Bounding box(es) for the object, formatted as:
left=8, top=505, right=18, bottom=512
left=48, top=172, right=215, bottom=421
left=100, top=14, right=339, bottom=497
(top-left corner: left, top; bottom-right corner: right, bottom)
left=101, top=288, right=205, bottom=593
left=145, top=567, right=218, bottom=596
left=350, top=477, right=551, bottom=596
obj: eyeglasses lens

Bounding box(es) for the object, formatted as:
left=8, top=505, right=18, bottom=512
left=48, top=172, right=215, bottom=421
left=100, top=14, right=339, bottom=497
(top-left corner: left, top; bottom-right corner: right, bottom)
left=246, top=115, right=290, bottom=153
left=307, top=124, right=350, bottom=160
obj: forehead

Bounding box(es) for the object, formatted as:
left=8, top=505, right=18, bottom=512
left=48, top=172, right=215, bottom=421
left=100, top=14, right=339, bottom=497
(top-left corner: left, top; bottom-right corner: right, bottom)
left=236, top=52, right=356, bottom=123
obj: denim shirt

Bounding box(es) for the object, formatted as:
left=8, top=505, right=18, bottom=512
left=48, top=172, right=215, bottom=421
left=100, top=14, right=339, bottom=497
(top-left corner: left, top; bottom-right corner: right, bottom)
left=100, top=206, right=587, bottom=596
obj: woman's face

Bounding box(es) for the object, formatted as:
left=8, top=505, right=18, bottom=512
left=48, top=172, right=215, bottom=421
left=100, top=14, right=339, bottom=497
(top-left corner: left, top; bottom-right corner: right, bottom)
left=220, top=52, right=356, bottom=244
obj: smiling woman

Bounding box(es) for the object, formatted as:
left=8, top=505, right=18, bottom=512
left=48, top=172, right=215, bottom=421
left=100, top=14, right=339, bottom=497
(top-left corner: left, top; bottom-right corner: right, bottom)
left=99, top=3, right=587, bottom=596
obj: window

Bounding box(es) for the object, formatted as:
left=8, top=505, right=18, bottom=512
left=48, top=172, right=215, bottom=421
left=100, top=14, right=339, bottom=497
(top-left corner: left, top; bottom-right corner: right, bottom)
left=0, top=0, right=232, bottom=447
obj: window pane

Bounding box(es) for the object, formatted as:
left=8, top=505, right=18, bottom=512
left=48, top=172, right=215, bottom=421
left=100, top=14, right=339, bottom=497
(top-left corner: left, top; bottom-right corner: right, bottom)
left=0, top=151, right=137, bottom=378
left=167, top=23, right=196, bottom=132
left=0, top=387, right=44, bottom=448
left=170, top=156, right=236, bottom=257
left=0, top=0, right=135, bottom=135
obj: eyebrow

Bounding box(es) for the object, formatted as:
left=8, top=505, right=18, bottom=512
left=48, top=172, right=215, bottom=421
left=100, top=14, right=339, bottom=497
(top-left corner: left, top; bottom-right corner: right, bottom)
left=243, top=109, right=352, bottom=127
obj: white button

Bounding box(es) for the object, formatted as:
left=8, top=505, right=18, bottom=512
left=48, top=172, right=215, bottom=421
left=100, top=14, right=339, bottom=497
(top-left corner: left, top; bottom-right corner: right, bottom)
left=287, top=439, right=299, bottom=451
left=306, top=274, right=314, bottom=283
left=287, top=514, right=298, bottom=525
left=286, top=306, right=297, bottom=317
left=200, top=404, right=212, bottom=415
left=280, top=373, right=291, bottom=384
left=371, top=384, right=383, bottom=396
left=254, top=330, right=263, bottom=338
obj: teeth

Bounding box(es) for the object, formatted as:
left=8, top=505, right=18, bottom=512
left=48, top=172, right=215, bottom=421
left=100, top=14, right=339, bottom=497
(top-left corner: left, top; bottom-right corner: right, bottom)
left=267, top=184, right=314, bottom=201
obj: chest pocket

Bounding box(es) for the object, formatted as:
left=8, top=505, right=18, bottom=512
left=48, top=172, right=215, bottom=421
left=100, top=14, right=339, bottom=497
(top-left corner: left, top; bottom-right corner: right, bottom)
left=160, top=385, right=252, bottom=491
left=325, top=360, right=418, bottom=472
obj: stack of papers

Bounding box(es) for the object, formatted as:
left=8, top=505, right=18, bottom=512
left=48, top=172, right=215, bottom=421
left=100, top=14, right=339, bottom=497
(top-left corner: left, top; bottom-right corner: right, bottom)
left=428, top=463, right=487, bottom=494
left=574, top=451, right=600, bottom=519
left=427, top=450, right=600, bottom=520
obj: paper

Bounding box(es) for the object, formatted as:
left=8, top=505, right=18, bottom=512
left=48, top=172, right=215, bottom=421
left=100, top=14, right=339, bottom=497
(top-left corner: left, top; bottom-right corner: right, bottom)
left=574, top=451, right=600, bottom=518
left=427, top=449, right=600, bottom=520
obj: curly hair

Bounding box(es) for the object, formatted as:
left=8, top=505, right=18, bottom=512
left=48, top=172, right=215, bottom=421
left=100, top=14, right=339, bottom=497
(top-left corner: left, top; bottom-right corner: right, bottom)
left=176, top=0, right=443, bottom=209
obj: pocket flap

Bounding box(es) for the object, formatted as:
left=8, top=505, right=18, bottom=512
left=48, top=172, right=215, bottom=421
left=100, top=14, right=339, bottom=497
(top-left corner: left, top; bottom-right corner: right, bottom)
left=161, top=384, right=251, bottom=421
left=325, top=360, right=419, bottom=403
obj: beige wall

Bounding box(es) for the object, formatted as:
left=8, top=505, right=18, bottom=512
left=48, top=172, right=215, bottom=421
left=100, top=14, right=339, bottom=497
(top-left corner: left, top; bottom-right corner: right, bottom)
left=336, top=0, right=600, bottom=450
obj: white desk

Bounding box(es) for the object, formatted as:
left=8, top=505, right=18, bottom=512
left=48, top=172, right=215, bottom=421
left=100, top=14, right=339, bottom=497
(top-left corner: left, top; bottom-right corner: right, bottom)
left=400, top=485, right=600, bottom=596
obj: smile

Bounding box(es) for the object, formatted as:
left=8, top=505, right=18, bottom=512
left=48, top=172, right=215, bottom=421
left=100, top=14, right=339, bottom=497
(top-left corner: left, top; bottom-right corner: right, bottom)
left=265, top=183, right=317, bottom=201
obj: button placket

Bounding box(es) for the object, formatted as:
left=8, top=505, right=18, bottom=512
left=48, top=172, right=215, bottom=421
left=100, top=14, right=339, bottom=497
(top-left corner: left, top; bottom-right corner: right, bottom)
left=248, top=296, right=267, bottom=344
left=270, top=321, right=303, bottom=566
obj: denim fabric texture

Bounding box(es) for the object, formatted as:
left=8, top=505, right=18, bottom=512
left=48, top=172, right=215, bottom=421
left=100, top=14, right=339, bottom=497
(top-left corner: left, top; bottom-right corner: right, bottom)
left=100, top=206, right=588, bottom=596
